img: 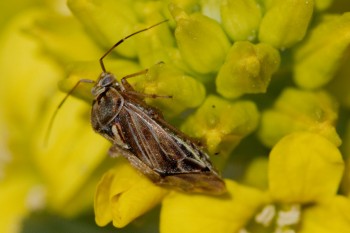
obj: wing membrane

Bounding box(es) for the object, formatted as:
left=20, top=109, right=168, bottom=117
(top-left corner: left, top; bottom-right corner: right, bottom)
left=118, top=101, right=213, bottom=175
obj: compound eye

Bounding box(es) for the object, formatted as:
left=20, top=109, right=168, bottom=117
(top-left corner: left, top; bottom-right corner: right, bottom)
left=99, top=73, right=115, bottom=87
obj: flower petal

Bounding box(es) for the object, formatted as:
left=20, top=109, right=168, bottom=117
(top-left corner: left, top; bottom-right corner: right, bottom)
left=37, top=98, right=110, bottom=215
left=0, top=8, right=102, bottom=217
left=160, top=180, right=267, bottom=233
left=0, top=171, right=39, bottom=233
left=68, top=0, right=139, bottom=58
left=95, top=160, right=168, bottom=228
left=28, top=13, right=102, bottom=64
left=269, top=132, right=344, bottom=204
left=300, top=196, right=350, bottom=233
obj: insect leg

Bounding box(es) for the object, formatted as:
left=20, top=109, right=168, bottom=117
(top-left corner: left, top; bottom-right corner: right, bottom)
left=120, top=69, right=149, bottom=91
left=120, top=61, right=165, bottom=88
left=109, top=144, right=162, bottom=183
left=120, top=69, right=172, bottom=99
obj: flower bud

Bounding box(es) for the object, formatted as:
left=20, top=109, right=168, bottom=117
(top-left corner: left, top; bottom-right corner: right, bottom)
left=220, top=0, right=262, bottom=41
left=181, top=95, right=259, bottom=158
left=136, top=63, right=206, bottom=117
left=315, top=0, right=333, bottom=11
left=294, top=13, right=350, bottom=89
left=216, top=41, right=280, bottom=99
left=170, top=4, right=231, bottom=74
left=259, top=0, right=314, bottom=49
left=258, top=88, right=341, bottom=147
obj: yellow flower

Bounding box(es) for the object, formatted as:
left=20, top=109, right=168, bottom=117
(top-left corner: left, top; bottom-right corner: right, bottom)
left=235, top=132, right=348, bottom=232
left=94, top=159, right=169, bottom=227
left=0, top=2, right=109, bottom=233
left=161, top=180, right=267, bottom=233
left=2, top=0, right=350, bottom=233
left=95, top=160, right=268, bottom=232
left=269, top=133, right=343, bottom=203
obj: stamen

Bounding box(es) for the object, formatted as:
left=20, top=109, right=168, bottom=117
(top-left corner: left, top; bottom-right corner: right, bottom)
left=26, top=185, right=46, bottom=210
left=277, top=204, right=301, bottom=227
left=255, top=204, right=276, bottom=226
left=238, top=228, right=250, bottom=233
left=0, top=142, right=11, bottom=180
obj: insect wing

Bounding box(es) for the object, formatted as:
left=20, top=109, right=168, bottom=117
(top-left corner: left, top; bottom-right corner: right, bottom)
left=113, top=98, right=226, bottom=194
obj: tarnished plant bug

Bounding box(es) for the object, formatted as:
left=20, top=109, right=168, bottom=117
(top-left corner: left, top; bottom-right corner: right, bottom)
left=48, top=20, right=226, bottom=195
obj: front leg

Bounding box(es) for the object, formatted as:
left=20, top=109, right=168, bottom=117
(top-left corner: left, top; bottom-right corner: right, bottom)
left=109, top=144, right=162, bottom=183
left=120, top=61, right=165, bottom=90
left=120, top=63, right=172, bottom=100
left=120, top=69, right=149, bottom=91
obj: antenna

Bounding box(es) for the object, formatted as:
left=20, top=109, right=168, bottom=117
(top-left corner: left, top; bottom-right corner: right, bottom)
left=44, top=79, right=95, bottom=146
left=44, top=19, right=169, bottom=146
left=99, top=19, right=169, bottom=73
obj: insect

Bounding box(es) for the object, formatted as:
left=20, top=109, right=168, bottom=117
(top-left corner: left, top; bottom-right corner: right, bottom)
left=49, top=20, right=226, bottom=195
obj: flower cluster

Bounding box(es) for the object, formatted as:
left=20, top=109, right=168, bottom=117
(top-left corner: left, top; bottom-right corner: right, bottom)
left=1, top=0, right=350, bottom=233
